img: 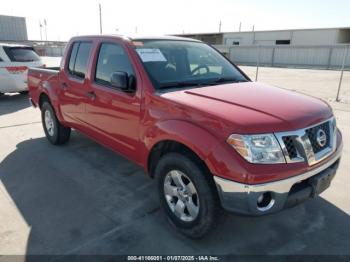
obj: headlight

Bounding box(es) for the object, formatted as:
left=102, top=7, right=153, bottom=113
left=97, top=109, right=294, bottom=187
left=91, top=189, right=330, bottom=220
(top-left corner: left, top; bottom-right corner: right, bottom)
left=227, top=134, right=286, bottom=164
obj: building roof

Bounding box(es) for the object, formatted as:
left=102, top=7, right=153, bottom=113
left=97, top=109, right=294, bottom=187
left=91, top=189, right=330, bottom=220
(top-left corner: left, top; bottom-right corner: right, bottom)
left=0, top=14, right=25, bottom=19
left=179, top=26, right=350, bottom=36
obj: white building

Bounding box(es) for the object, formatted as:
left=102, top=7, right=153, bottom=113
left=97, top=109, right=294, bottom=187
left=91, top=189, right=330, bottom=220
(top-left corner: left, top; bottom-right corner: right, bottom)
left=223, top=28, right=350, bottom=46
left=0, top=15, right=28, bottom=41
left=178, top=28, right=350, bottom=69
left=178, top=27, right=350, bottom=46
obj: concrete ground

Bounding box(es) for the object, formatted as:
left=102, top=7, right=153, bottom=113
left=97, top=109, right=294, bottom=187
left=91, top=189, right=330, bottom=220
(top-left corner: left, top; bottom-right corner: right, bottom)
left=0, top=65, right=350, bottom=256
left=241, top=66, right=350, bottom=104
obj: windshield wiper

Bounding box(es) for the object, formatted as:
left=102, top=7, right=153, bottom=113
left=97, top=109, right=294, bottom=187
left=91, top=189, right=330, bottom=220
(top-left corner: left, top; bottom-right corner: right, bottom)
left=159, top=81, right=206, bottom=89
left=158, top=77, right=248, bottom=89
left=207, top=77, right=248, bottom=85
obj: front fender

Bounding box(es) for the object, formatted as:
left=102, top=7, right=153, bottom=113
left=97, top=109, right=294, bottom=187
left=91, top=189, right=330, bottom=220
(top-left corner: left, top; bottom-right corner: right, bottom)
left=142, top=120, right=246, bottom=181
left=141, top=120, right=228, bottom=177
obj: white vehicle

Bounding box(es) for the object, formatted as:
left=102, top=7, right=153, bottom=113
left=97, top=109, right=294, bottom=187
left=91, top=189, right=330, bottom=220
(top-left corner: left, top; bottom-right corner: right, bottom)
left=0, top=43, right=44, bottom=95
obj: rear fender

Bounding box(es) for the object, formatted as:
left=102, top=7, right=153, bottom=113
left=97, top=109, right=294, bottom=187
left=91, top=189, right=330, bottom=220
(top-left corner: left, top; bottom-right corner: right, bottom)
left=37, top=77, right=65, bottom=123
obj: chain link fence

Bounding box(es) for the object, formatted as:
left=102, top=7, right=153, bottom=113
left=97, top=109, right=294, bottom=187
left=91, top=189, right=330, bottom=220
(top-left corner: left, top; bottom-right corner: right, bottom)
left=215, top=44, right=350, bottom=103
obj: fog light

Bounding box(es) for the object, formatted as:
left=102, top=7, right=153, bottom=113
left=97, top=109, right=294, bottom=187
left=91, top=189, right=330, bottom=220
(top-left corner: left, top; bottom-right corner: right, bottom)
left=257, top=192, right=275, bottom=212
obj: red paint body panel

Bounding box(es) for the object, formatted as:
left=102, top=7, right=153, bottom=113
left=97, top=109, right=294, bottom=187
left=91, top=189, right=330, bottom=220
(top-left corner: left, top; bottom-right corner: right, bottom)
left=28, top=35, right=340, bottom=185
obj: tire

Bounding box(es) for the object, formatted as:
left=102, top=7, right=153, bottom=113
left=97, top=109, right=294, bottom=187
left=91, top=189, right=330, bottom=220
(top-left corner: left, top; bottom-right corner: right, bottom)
left=41, top=101, right=71, bottom=145
left=155, top=152, right=219, bottom=238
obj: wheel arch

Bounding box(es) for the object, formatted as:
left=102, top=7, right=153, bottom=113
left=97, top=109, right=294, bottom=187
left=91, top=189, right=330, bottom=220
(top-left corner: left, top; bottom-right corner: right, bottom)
left=38, top=92, right=51, bottom=108
left=144, top=120, right=222, bottom=177
left=37, top=88, right=65, bottom=123
left=147, top=139, right=219, bottom=195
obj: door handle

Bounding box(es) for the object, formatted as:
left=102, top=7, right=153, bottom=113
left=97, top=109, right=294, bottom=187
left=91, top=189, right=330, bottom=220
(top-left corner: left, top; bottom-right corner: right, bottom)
left=61, top=82, right=69, bottom=89
left=86, top=91, right=96, bottom=101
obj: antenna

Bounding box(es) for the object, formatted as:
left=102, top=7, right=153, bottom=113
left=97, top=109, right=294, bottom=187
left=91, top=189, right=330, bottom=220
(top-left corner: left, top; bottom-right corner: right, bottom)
left=239, top=22, right=242, bottom=32
left=219, top=21, right=222, bottom=33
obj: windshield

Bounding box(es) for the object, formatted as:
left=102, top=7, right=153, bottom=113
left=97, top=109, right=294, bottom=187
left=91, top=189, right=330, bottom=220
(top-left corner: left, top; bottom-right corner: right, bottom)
left=3, top=47, right=41, bottom=62
left=133, top=40, right=248, bottom=89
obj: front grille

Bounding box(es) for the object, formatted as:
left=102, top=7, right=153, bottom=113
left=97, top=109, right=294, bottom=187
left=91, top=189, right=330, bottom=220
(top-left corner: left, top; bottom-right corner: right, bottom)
left=275, top=118, right=336, bottom=166
left=305, top=122, right=331, bottom=154
left=282, top=136, right=298, bottom=159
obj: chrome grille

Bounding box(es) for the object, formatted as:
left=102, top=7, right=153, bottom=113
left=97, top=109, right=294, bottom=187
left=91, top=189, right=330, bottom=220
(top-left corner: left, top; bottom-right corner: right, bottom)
left=305, top=122, right=331, bottom=154
left=282, top=136, right=298, bottom=159
left=275, top=118, right=337, bottom=166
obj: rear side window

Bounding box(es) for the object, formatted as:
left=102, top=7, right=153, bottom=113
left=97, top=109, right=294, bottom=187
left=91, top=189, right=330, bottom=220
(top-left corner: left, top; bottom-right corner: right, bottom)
left=3, top=47, right=40, bottom=62
left=67, top=42, right=92, bottom=79
left=95, top=43, right=134, bottom=86
left=68, top=43, right=79, bottom=74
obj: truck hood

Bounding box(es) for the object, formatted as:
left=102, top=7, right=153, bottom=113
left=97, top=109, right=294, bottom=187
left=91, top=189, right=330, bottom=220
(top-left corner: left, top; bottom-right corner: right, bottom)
left=159, top=82, right=333, bottom=134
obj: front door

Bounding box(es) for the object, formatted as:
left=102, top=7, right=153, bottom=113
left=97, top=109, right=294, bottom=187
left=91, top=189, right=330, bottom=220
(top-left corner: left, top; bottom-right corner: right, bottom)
left=83, top=42, right=142, bottom=162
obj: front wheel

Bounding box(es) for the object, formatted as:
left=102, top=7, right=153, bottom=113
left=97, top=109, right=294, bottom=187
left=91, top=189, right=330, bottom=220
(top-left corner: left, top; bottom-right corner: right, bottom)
left=41, top=102, right=71, bottom=145
left=155, top=153, right=219, bottom=238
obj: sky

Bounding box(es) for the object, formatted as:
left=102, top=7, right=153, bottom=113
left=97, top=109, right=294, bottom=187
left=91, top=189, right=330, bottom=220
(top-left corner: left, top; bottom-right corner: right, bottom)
left=1, top=0, right=350, bottom=41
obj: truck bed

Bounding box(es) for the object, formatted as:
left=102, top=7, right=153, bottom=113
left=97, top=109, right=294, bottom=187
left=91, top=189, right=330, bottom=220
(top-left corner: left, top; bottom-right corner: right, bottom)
left=28, top=67, right=60, bottom=107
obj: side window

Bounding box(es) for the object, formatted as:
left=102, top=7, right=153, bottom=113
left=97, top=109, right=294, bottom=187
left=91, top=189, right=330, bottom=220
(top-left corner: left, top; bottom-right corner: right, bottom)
left=95, top=43, right=134, bottom=87
left=74, top=43, right=92, bottom=78
left=67, top=42, right=92, bottom=79
left=68, top=43, right=79, bottom=74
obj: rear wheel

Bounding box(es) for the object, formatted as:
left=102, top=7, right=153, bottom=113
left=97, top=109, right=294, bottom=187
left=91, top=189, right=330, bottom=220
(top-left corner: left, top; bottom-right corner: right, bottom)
left=155, top=153, right=219, bottom=238
left=41, top=102, right=71, bottom=145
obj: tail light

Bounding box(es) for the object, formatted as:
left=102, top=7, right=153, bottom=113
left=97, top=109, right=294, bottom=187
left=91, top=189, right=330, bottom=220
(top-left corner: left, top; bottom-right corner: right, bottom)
left=5, top=66, right=28, bottom=74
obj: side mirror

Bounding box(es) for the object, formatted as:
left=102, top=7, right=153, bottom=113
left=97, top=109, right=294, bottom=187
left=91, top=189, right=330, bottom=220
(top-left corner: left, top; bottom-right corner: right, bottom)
left=110, top=71, right=136, bottom=92
left=111, top=71, right=128, bottom=91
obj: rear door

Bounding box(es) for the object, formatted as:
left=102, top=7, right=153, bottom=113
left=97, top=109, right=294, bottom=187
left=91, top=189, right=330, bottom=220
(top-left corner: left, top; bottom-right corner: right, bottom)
left=58, top=41, right=92, bottom=127
left=83, top=41, right=142, bottom=161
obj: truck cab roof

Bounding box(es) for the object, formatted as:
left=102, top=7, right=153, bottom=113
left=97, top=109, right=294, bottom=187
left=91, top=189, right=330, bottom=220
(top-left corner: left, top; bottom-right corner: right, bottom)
left=69, top=34, right=201, bottom=43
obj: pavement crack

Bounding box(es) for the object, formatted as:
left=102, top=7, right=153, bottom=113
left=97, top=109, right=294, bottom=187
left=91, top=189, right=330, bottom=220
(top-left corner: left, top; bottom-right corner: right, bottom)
left=0, top=121, right=41, bottom=129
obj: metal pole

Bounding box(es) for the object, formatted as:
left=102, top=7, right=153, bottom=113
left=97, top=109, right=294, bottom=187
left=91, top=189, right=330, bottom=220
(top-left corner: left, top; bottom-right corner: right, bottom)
left=99, top=4, right=103, bottom=34
left=336, top=46, right=349, bottom=102
left=39, top=20, right=42, bottom=41
left=44, top=19, right=47, bottom=41
left=255, top=45, right=260, bottom=81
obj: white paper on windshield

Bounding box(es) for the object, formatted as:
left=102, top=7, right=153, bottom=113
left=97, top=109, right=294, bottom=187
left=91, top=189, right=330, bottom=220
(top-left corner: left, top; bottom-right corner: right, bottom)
left=136, top=49, right=167, bottom=62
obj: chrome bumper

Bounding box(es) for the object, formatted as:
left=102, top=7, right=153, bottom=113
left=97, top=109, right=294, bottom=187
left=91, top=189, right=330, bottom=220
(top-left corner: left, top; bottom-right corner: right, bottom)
left=214, top=141, right=343, bottom=216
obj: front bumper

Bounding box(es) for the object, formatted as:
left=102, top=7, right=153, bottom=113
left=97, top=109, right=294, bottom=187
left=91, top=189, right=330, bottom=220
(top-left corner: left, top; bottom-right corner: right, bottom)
left=214, top=141, right=343, bottom=216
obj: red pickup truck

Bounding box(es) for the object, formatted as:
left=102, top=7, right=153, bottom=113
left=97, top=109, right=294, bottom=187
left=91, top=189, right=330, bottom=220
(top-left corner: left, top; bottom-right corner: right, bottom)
left=28, top=35, right=343, bottom=238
